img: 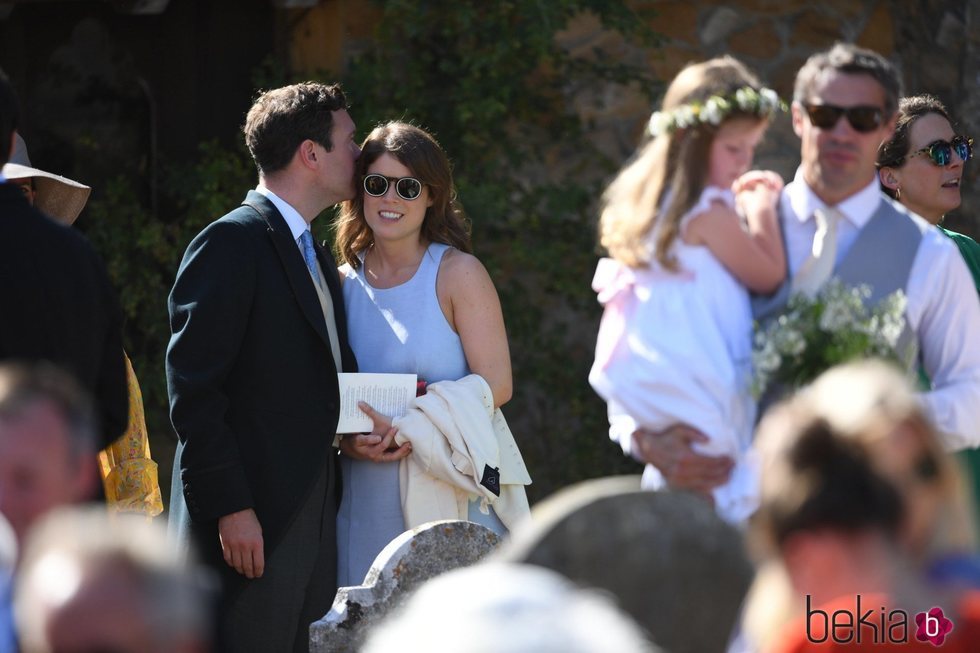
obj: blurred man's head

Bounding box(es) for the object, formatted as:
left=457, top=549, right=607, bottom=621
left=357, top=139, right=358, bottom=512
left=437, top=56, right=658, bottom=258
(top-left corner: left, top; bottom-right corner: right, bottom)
left=15, top=507, right=214, bottom=653
left=0, top=363, right=98, bottom=549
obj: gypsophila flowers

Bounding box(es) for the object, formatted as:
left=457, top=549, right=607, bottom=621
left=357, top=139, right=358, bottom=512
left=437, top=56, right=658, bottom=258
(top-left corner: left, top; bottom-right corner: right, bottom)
left=751, top=280, right=909, bottom=398
left=647, top=86, right=787, bottom=137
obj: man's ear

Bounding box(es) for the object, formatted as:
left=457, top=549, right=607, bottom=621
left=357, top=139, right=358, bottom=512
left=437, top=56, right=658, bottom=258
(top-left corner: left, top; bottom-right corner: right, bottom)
left=297, top=139, right=319, bottom=170
left=791, top=102, right=805, bottom=139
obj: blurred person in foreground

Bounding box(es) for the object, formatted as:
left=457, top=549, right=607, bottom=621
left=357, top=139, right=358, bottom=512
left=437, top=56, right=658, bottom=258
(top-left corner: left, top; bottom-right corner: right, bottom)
left=0, top=363, right=99, bottom=552
left=14, top=506, right=214, bottom=653
left=0, top=514, right=15, bottom=653
left=360, top=563, right=660, bottom=653
left=744, top=360, right=980, bottom=652
left=0, top=364, right=99, bottom=653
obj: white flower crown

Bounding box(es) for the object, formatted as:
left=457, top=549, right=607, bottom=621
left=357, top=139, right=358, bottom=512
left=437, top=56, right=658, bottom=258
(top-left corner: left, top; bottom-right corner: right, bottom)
left=647, top=86, right=787, bottom=137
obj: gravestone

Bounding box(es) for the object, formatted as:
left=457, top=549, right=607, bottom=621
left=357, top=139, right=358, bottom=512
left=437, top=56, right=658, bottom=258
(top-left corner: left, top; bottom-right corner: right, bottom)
left=495, top=476, right=753, bottom=653
left=309, top=520, right=501, bottom=653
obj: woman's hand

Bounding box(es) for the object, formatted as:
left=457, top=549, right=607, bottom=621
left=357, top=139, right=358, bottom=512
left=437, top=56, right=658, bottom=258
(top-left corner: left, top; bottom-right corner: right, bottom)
left=734, top=170, right=783, bottom=222
left=732, top=169, right=783, bottom=194
left=338, top=402, right=411, bottom=463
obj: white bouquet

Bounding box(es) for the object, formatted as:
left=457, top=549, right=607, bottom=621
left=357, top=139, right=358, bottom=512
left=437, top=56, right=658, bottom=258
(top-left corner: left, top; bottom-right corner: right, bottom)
left=752, top=280, right=908, bottom=397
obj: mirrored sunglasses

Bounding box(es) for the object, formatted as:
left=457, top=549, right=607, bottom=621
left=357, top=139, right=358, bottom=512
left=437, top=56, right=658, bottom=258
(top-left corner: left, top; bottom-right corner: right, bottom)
left=803, top=103, right=883, bottom=133
left=908, top=136, right=974, bottom=166
left=363, top=173, right=423, bottom=200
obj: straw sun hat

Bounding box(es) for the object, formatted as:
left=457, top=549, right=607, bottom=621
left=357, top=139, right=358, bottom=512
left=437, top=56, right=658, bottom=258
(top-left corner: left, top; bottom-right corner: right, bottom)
left=2, top=133, right=91, bottom=225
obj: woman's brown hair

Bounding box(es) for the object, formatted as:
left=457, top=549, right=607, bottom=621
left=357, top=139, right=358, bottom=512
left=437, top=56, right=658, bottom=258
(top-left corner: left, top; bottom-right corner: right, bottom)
left=334, top=122, right=471, bottom=268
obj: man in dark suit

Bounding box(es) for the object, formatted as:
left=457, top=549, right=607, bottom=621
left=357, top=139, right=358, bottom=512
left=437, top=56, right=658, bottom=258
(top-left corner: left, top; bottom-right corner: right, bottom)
left=0, top=69, right=128, bottom=452
left=166, top=82, right=360, bottom=652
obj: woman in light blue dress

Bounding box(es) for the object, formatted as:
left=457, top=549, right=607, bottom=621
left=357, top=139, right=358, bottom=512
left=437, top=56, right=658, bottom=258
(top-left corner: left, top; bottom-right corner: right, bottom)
left=333, top=122, right=512, bottom=587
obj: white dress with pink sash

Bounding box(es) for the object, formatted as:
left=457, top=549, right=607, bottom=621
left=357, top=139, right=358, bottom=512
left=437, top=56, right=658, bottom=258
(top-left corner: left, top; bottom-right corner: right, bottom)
left=589, top=186, right=758, bottom=523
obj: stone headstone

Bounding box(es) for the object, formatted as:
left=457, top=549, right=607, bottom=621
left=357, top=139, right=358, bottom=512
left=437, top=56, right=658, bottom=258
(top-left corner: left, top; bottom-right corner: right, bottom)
left=495, top=476, right=753, bottom=653
left=309, top=520, right=501, bottom=653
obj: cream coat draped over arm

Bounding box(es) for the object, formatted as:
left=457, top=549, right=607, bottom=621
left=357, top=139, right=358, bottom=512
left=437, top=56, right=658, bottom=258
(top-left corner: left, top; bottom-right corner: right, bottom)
left=393, top=374, right=532, bottom=530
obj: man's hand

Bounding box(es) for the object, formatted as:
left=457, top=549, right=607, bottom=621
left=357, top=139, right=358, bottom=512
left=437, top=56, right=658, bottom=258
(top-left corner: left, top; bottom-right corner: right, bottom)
left=338, top=401, right=411, bottom=462
left=631, top=425, right=734, bottom=496
left=218, top=508, right=264, bottom=579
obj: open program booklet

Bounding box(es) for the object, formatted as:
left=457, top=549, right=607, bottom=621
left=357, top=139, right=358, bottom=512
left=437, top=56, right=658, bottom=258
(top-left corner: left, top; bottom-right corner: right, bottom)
left=336, top=372, right=418, bottom=434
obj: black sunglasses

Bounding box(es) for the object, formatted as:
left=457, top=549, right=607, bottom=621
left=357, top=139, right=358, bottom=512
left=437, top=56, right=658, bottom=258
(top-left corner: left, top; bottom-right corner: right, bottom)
left=908, top=136, right=974, bottom=167
left=803, top=103, right=884, bottom=133
left=363, top=173, right=423, bottom=200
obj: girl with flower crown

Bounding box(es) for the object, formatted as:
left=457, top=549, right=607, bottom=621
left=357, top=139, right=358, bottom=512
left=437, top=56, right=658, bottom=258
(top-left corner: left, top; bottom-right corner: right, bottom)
left=589, top=56, right=787, bottom=523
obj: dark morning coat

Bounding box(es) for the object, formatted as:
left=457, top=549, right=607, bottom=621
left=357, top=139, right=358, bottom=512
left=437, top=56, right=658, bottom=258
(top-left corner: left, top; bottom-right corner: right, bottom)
left=0, top=182, right=128, bottom=448
left=166, top=190, right=356, bottom=587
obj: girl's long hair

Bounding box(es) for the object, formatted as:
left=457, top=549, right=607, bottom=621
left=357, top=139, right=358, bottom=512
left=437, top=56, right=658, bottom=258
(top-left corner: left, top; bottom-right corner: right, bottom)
left=599, top=56, right=766, bottom=270
left=335, top=122, right=471, bottom=268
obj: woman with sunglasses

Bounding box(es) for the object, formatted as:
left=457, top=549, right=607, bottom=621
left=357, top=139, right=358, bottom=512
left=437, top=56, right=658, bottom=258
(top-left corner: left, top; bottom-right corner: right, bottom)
left=332, top=122, right=515, bottom=587
left=876, top=94, right=980, bottom=537
left=877, top=94, right=975, bottom=230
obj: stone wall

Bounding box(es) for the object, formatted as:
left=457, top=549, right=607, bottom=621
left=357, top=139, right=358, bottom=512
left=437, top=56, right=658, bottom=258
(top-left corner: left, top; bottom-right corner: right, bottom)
left=560, top=0, right=980, bottom=236
left=289, top=1, right=978, bottom=236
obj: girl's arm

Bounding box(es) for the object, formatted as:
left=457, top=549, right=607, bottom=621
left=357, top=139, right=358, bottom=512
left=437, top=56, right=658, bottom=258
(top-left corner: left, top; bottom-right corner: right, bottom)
left=438, top=249, right=513, bottom=408
left=684, top=173, right=786, bottom=294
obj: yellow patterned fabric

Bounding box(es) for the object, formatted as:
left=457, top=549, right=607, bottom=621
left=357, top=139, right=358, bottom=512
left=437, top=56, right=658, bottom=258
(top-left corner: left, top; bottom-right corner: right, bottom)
left=98, top=354, right=164, bottom=516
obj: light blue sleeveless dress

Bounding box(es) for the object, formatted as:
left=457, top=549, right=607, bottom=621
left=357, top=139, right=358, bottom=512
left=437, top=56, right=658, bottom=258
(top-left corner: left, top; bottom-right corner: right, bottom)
left=337, top=242, right=506, bottom=586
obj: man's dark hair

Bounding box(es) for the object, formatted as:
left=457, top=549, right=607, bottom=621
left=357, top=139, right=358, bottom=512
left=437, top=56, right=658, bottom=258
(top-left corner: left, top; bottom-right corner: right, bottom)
left=794, top=42, right=903, bottom=117
left=243, top=82, right=348, bottom=176
left=0, top=68, right=20, bottom=167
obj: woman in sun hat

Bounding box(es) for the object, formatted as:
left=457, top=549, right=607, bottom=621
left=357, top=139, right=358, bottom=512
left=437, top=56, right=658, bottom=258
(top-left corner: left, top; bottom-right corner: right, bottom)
left=2, top=135, right=162, bottom=517
left=1, top=133, right=90, bottom=226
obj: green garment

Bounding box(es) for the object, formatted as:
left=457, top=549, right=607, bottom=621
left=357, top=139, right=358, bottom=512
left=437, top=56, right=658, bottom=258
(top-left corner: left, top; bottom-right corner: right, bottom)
left=941, top=227, right=980, bottom=522
left=942, top=227, right=980, bottom=289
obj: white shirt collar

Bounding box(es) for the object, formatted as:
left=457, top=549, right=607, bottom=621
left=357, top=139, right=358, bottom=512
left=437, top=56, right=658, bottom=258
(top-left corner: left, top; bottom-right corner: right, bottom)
left=255, top=185, right=309, bottom=242
left=786, top=166, right=882, bottom=228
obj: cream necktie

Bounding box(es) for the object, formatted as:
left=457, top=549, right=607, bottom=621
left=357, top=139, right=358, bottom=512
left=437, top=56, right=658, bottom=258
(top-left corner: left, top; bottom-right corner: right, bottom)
left=792, top=207, right=842, bottom=297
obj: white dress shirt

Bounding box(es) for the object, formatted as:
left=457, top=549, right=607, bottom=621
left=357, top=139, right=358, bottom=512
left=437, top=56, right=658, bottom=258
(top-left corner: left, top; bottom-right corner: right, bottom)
left=256, top=185, right=310, bottom=255
left=781, top=168, right=980, bottom=449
